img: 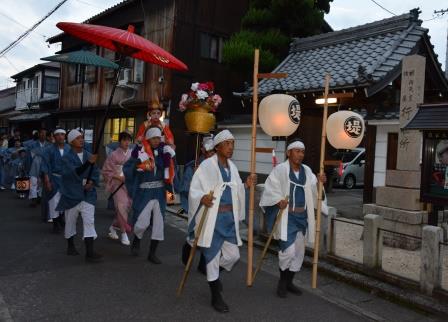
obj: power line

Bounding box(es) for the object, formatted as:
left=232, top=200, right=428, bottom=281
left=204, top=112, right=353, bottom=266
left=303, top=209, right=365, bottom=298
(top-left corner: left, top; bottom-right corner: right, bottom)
left=0, top=0, right=69, bottom=58
left=423, top=9, right=448, bottom=22
left=0, top=11, right=47, bottom=38
left=75, top=0, right=103, bottom=10
left=1, top=56, right=19, bottom=72
left=369, top=0, right=396, bottom=16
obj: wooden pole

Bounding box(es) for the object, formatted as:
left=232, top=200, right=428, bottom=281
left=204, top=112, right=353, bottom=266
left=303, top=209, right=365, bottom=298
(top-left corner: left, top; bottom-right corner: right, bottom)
left=177, top=191, right=214, bottom=296
left=312, top=74, right=331, bottom=289
left=247, top=49, right=259, bottom=287
left=252, top=196, right=288, bottom=285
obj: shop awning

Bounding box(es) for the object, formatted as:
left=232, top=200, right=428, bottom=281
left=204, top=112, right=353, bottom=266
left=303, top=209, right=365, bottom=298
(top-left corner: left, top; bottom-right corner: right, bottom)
left=8, top=112, right=51, bottom=122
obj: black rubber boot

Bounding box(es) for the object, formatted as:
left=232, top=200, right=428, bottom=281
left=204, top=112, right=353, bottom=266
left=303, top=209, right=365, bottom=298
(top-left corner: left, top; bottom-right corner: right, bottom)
left=208, top=279, right=229, bottom=313
left=130, top=236, right=140, bottom=256
left=84, top=237, right=103, bottom=263
left=52, top=219, right=61, bottom=234
left=277, top=269, right=288, bottom=298
left=181, top=241, right=191, bottom=265
left=286, top=270, right=302, bottom=295
left=197, top=253, right=206, bottom=275
left=147, top=240, right=161, bottom=264
left=66, top=237, right=79, bottom=256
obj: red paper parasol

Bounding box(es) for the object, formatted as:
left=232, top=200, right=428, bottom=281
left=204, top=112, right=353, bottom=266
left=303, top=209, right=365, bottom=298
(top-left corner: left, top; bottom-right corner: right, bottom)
left=54, top=22, right=188, bottom=160
left=57, top=22, right=188, bottom=71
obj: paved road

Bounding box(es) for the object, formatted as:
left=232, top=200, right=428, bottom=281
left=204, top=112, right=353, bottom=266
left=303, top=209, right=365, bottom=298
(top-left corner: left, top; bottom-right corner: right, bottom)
left=0, top=190, right=438, bottom=321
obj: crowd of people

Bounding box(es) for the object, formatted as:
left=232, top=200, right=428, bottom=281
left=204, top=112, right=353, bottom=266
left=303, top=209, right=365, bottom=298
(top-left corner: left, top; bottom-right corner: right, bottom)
left=1, top=117, right=327, bottom=313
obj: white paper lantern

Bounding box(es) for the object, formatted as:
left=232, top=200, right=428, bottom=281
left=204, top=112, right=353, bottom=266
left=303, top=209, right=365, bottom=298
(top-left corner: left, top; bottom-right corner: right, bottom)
left=326, top=111, right=365, bottom=149
left=258, top=94, right=301, bottom=137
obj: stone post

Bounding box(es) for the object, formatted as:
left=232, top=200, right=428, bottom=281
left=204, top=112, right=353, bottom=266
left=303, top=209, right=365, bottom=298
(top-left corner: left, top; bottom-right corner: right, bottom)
left=363, top=214, right=383, bottom=269
left=326, top=207, right=337, bottom=255
left=420, top=225, right=443, bottom=295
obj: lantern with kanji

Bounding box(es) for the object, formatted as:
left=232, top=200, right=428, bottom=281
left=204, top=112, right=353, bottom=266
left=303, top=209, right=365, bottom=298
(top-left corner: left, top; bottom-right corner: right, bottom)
left=258, top=94, right=301, bottom=137
left=326, top=110, right=365, bottom=149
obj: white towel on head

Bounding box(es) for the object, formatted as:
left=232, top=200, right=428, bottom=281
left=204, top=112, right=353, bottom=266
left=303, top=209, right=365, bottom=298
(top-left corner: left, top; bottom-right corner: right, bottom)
left=203, top=135, right=214, bottom=151
left=54, top=129, right=66, bottom=135
left=67, top=130, right=82, bottom=144
left=213, top=130, right=234, bottom=148
left=287, top=140, right=305, bottom=151
left=145, top=127, right=162, bottom=140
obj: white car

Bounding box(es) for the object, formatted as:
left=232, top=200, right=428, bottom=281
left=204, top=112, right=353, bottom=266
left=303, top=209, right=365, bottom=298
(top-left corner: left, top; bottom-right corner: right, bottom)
left=332, top=148, right=365, bottom=189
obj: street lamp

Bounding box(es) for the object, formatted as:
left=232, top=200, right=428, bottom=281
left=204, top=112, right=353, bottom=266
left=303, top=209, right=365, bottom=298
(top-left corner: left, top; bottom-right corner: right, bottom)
left=315, top=97, right=337, bottom=105
left=258, top=94, right=301, bottom=137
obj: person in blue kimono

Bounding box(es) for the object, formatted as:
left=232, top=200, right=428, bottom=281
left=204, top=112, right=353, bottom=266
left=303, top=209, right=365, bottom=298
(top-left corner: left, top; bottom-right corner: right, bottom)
left=180, top=135, right=214, bottom=274
left=42, top=128, right=71, bottom=233
left=56, top=129, right=102, bottom=263
left=124, top=127, right=174, bottom=264
left=28, top=128, right=51, bottom=208
left=260, top=140, right=327, bottom=298
left=12, top=147, right=30, bottom=199
left=188, top=130, right=257, bottom=313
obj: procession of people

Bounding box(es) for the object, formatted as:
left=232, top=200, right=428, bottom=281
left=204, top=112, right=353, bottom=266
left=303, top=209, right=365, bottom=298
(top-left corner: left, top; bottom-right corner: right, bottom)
left=0, top=98, right=329, bottom=314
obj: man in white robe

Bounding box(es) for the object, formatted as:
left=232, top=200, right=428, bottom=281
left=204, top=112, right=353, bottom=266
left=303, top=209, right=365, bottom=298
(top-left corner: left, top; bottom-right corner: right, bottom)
left=260, top=140, right=326, bottom=298
left=188, top=129, right=256, bottom=313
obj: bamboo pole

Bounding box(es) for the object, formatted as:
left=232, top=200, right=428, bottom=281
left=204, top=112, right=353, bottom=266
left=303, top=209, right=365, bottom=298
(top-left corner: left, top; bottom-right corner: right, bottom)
left=177, top=191, right=214, bottom=296
left=312, top=74, right=331, bottom=289
left=252, top=196, right=289, bottom=284
left=247, top=49, right=260, bottom=287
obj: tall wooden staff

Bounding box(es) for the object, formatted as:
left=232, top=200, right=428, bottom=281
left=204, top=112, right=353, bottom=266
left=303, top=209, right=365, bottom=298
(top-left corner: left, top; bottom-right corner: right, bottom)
left=312, top=74, right=331, bottom=289
left=247, top=49, right=260, bottom=286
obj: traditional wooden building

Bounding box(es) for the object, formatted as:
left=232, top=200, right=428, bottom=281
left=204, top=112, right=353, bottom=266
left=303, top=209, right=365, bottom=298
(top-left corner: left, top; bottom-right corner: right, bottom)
left=47, top=0, right=250, bottom=163
left=9, top=62, right=60, bottom=134
left=234, top=10, right=448, bottom=202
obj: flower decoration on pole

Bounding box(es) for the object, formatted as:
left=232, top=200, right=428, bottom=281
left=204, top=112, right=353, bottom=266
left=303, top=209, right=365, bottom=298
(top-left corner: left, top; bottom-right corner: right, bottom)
left=179, top=81, right=222, bottom=134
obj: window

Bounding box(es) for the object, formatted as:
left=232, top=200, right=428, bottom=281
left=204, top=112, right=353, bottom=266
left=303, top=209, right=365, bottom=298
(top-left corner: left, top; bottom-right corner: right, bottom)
left=103, top=117, right=135, bottom=145
left=68, top=64, right=82, bottom=84
left=200, top=32, right=224, bottom=62
left=44, top=77, right=59, bottom=94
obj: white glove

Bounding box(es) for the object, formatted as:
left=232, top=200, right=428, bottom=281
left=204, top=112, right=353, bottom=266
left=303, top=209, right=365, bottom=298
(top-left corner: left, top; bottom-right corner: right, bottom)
left=138, top=149, right=149, bottom=163
left=163, top=145, right=176, bottom=158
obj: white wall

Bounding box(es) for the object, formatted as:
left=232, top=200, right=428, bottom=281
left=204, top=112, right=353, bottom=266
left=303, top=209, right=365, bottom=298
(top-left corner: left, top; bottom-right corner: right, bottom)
left=221, top=125, right=286, bottom=174
left=373, top=123, right=398, bottom=187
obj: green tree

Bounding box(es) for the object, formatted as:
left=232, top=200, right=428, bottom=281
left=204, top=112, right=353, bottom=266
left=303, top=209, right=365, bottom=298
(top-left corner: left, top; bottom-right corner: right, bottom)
left=223, top=0, right=333, bottom=76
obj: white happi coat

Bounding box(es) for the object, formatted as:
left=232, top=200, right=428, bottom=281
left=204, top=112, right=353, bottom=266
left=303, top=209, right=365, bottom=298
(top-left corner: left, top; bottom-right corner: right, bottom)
left=260, top=160, right=326, bottom=244
left=188, top=154, right=245, bottom=248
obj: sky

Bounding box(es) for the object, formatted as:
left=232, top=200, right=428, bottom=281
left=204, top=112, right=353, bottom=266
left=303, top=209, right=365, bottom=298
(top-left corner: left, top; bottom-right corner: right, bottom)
left=0, top=0, right=446, bottom=90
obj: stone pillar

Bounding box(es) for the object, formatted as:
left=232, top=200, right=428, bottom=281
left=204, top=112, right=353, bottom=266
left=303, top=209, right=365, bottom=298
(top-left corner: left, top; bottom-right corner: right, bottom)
left=363, top=214, right=383, bottom=269
left=420, top=225, right=443, bottom=295
left=397, top=55, right=425, bottom=170
left=325, top=207, right=337, bottom=255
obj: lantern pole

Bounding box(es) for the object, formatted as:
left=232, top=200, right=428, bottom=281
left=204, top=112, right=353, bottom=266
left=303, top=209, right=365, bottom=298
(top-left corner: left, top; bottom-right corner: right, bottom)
left=312, top=74, right=331, bottom=289
left=247, top=49, right=260, bottom=286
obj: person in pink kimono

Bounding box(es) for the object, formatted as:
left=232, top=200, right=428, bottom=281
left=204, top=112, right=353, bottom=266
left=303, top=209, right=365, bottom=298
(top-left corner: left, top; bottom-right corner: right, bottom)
left=102, top=131, right=133, bottom=245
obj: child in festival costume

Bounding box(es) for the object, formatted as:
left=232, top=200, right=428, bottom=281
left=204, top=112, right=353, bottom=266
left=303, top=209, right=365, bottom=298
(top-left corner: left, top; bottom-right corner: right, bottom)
left=136, top=95, right=174, bottom=147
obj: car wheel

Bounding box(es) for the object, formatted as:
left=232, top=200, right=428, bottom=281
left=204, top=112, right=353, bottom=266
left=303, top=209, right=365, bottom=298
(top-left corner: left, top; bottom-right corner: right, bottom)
left=344, top=175, right=356, bottom=189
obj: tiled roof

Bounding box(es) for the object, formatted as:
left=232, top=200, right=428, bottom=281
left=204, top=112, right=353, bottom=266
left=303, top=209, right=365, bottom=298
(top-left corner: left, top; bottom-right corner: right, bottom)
left=406, top=103, right=448, bottom=130
left=248, top=9, right=436, bottom=96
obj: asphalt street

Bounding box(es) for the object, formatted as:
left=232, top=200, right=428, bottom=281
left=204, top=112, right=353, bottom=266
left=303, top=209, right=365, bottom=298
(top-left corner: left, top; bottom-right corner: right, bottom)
left=0, top=190, right=439, bottom=321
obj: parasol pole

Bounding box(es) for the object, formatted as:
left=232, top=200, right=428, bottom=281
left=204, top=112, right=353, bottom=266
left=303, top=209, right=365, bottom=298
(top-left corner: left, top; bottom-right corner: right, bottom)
left=92, top=54, right=126, bottom=154
left=311, top=73, right=331, bottom=289
left=79, top=64, right=86, bottom=129
left=86, top=55, right=125, bottom=181
left=247, top=48, right=260, bottom=287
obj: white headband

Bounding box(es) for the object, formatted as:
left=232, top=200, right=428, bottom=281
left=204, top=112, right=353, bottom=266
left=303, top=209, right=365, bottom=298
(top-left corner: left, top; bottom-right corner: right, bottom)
left=203, top=136, right=214, bottom=152
left=67, top=129, right=82, bottom=144
left=287, top=140, right=305, bottom=151
left=145, top=127, right=162, bottom=140
left=54, top=129, right=66, bottom=135
left=213, top=130, right=234, bottom=148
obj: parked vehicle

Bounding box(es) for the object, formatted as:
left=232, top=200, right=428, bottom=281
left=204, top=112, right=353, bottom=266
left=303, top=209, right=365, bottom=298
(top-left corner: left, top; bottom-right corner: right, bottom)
left=332, top=148, right=365, bottom=189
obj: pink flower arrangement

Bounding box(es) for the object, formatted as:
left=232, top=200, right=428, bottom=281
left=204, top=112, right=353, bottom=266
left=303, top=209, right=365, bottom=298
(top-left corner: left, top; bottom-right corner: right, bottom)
left=179, top=81, right=222, bottom=113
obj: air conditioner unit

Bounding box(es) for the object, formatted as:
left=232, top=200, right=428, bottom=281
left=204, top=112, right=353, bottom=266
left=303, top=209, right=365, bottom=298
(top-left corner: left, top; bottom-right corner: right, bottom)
left=118, top=68, right=132, bottom=85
